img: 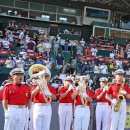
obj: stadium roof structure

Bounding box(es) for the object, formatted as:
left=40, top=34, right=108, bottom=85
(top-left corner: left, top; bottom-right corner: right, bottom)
left=20, top=0, right=130, bottom=13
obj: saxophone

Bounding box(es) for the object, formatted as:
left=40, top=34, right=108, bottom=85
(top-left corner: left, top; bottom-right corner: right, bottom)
left=114, top=79, right=125, bottom=112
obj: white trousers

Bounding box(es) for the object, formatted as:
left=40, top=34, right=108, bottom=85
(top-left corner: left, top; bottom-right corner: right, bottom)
left=4, top=107, right=27, bottom=130
left=33, top=104, right=52, bottom=130
left=74, top=106, right=90, bottom=130
left=111, top=100, right=126, bottom=130
left=58, top=104, right=73, bottom=130
left=25, top=104, right=34, bottom=130
left=96, top=103, right=111, bottom=130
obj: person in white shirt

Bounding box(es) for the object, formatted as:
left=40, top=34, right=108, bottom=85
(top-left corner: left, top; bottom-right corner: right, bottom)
left=2, top=36, right=10, bottom=50
left=7, top=31, right=14, bottom=42
left=16, top=57, right=25, bottom=68
left=5, top=56, right=15, bottom=68
left=94, top=65, right=100, bottom=73
left=80, top=38, right=85, bottom=47
left=109, top=51, right=115, bottom=60
left=19, top=49, right=27, bottom=60
left=115, top=59, right=122, bottom=69
left=91, top=47, right=98, bottom=56
left=19, top=29, right=24, bottom=41
left=99, top=63, right=108, bottom=74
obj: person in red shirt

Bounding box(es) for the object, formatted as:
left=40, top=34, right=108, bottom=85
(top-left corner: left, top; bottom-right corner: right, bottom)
left=95, top=77, right=111, bottom=130
left=32, top=70, right=56, bottom=130
left=58, top=76, right=74, bottom=130
left=2, top=68, right=31, bottom=130
left=106, top=69, right=130, bottom=130
left=72, top=76, right=95, bottom=130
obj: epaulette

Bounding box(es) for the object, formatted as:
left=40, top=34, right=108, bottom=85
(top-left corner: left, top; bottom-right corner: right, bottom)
left=4, top=82, right=12, bottom=86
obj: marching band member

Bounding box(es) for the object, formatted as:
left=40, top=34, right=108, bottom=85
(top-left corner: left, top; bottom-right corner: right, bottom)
left=95, top=77, right=111, bottom=130
left=2, top=68, right=31, bottom=130
left=32, top=68, right=56, bottom=130
left=72, top=76, right=95, bottom=130
left=58, top=76, right=74, bottom=130
left=106, top=69, right=130, bottom=130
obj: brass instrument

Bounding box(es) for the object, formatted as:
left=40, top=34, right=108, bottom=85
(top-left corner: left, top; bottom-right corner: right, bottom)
left=114, top=79, right=125, bottom=112
left=78, top=77, right=88, bottom=106
left=28, top=64, right=52, bottom=103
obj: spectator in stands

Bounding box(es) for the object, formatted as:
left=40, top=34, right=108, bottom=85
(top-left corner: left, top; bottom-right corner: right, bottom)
left=76, top=44, right=83, bottom=56
left=56, top=53, right=64, bottom=71
left=62, top=61, right=71, bottom=74
left=84, top=47, right=91, bottom=57
left=94, top=64, right=100, bottom=73
left=27, top=39, right=36, bottom=52
left=7, top=31, right=14, bottom=42
left=37, top=39, right=44, bottom=54
left=109, top=51, right=115, bottom=60
left=51, top=73, right=63, bottom=86
left=25, top=56, right=34, bottom=69
left=115, top=58, right=123, bottom=69
left=120, top=47, right=124, bottom=59
left=127, top=50, right=130, bottom=61
left=94, top=56, right=100, bottom=66
left=99, top=63, right=108, bottom=74
left=15, top=55, right=25, bottom=68
left=109, top=61, right=115, bottom=74
left=80, top=38, right=85, bottom=47
left=5, top=56, right=15, bottom=68
left=35, top=56, right=45, bottom=65
left=19, top=48, right=27, bottom=60
left=2, top=36, right=10, bottom=50
left=64, top=39, right=70, bottom=51
left=91, top=46, right=98, bottom=56
left=53, top=39, right=59, bottom=56
left=19, top=29, right=24, bottom=41
left=80, top=61, right=89, bottom=75
left=56, top=34, right=61, bottom=44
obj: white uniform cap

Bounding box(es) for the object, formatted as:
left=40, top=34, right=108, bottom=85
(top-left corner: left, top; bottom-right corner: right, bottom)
left=31, top=73, right=39, bottom=79
left=113, top=69, right=125, bottom=75
left=99, top=77, right=108, bottom=82
left=64, top=76, right=72, bottom=82
left=10, top=68, right=24, bottom=76
left=38, top=70, right=46, bottom=76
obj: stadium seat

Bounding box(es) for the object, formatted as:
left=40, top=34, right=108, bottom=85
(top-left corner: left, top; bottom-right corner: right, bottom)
left=0, top=50, right=9, bottom=58
left=27, top=52, right=38, bottom=59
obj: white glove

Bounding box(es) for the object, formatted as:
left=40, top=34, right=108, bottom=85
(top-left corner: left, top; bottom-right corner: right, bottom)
left=120, top=90, right=127, bottom=95
left=111, top=99, right=117, bottom=105
left=44, top=89, right=52, bottom=96
left=4, top=110, right=9, bottom=119
left=103, top=86, right=108, bottom=92
left=82, top=93, right=88, bottom=98
left=68, top=84, right=73, bottom=91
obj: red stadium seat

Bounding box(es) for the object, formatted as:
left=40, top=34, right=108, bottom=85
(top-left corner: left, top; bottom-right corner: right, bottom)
left=0, top=59, right=6, bottom=65
left=98, top=57, right=105, bottom=62
left=27, top=52, right=38, bottom=59
left=105, top=58, right=112, bottom=63
left=86, top=56, right=94, bottom=61
left=0, top=50, right=9, bottom=58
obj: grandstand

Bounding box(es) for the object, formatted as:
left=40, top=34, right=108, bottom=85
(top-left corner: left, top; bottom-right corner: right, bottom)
left=0, top=0, right=130, bottom=130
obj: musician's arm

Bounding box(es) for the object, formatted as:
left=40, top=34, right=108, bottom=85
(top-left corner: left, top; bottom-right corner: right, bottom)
left=86, top=97, right=93, bottom=103
left=106, top=94, right=112, bottom=102
left=72, top=90, right=78, bottom=99
left=126, top=94, right=130, bottom=99
left=31, top=86, right=40, bottom=98
left=60, top=90, right=70, bottom=98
